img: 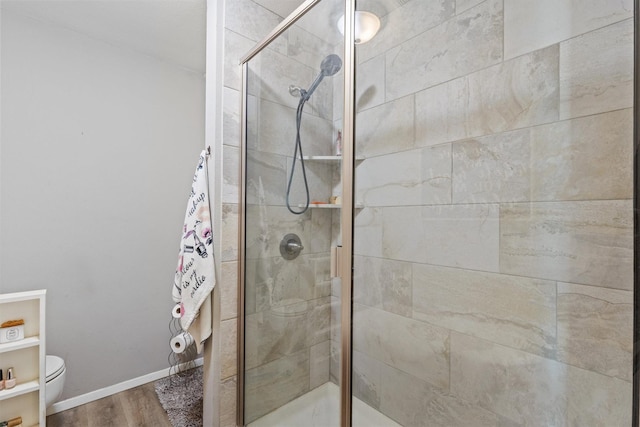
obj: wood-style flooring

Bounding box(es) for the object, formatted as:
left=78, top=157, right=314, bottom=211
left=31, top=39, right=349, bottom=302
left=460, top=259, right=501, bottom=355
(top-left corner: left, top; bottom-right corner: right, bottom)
left=46, top=382, right=172, bottom=427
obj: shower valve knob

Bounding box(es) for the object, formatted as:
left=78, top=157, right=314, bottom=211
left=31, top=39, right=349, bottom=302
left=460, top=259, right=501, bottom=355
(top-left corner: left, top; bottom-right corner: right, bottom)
left=280, top=233, right=304, bottom=260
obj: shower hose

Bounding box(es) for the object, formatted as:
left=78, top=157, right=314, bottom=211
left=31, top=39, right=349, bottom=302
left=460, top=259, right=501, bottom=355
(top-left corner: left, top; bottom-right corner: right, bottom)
left=285, top=96, right=310, bottom=215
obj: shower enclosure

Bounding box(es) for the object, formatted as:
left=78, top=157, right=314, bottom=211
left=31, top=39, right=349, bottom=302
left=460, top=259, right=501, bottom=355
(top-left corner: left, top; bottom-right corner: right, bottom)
left=238, top=0, right=636, bottom=425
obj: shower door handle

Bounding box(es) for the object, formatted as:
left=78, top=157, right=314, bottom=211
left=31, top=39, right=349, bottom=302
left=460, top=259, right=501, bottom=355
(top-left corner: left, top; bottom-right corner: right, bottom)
left=330, top=246, right=343, bottom=278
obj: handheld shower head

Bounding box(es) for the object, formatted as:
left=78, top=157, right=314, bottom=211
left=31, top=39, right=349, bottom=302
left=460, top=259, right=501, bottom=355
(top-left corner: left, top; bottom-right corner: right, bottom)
left=286, top=54, right=342, bottom=215
left=320, top=54, right=343, bottom=77
left=301, top=54, right=342, bottom=101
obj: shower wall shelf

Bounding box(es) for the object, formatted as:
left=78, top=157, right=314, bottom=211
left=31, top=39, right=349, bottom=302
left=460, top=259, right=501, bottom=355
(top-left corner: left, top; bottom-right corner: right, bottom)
left=299, top=203, right=364, bottom=209
left=0, top=290, right=46, bottom=427
left=300, top=155, right=365, bottom=209
left=302, top=155, right=364, bottom=161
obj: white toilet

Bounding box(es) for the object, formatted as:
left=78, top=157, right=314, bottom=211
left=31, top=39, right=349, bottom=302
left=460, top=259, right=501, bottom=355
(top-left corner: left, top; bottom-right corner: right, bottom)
left=45, top=355, right=66, bottom=408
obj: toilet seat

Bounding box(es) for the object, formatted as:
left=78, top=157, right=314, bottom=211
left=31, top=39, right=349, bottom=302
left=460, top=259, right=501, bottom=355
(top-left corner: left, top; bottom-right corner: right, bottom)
left=46, top=355, right=65, bottom=382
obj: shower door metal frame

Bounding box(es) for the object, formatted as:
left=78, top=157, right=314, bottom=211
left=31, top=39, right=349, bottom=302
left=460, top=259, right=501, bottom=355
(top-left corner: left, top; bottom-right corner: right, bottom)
left=237, top=1, right=357, bottom=426
left=633, top=0, right=640, bottom=425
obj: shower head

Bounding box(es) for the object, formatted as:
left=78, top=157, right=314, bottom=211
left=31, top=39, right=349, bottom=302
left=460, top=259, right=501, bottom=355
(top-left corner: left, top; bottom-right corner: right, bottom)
left=319, top=54, right=343, bottom=77
left=301, top=54, right=342, bottom=101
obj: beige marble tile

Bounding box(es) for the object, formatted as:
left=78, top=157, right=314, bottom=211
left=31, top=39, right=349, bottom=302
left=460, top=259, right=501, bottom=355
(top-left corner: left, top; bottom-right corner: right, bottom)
left=353, top=207, right=384, bottom=258
left=222, top=145, right=240, bottom=204
left=456, top=0, right=484, bottom=14
left=225, top=0, right=285, bottom=47
left=385, top=0, right=502, bottom=100
left=221, top=204, right=239, bottom=262
left=246, top=149, right=287, bottom=206
left=244, top=258, right=257, bottom=316
left=224, top=29, right=255, bottom=91
left=504, top=0, right=633, bottom=60
left=352, top=350, right=383, bottom=410
left=330, top=296, right=341, bottom=344
left=560, top=18, right=634, bottom=119
left=466, top=45, right=559, bottom=136
left=244, top=299, right=310, bottom=370
left=453, top=109, right=633, bottom=203
left=332, top=73, right=345, bottom=125
left=557, top=282, right=633, bottom=381
left=244, top=349, right=310, bottom=423
left=413, top=264, right=556, bottom=357
left=355, top=95, right=414, bottom=158
left=307, top=74, right=336, bottom=123
left=249, top=254, right=315, bottom=312
left=285, top=25, right=338, bottom=122
left=331, top=303, right=343, bottom=392
left=285, top=156, right=334, bottom=207
left=309, top=209, right=332, bottom=255
left=381, top=206, right=423, bottom=263
left=416, top=45, right=558, bottom=147
left=356, top=55, right=385, bottom=112
left=250, top=0, right=308, bottom=19
left=286, top=25, right=335, bottom=81
left=256, top=99, right=333, bottom=157
left=357, top=0, right=455, bottom=64
left=353, top=304, right=450, bottom=389
left=452, top=129, right=532, bottom=203
left=290, top=0, right=342, bottom=47
left=382, top=205, right=500, bottom=272
left=308, top=297, right=332, bottom=346
left=223, top=87, right=241, bottom=147
left=220, top=376, right=237, bottom=427
left=246, top=294, right=330, bottom=370
left=245, top=205, right=311, bottom=259
left=329, top=337, right=340, bottom=385
left=220, top=261, right=238, bottom=321
left=415, top=76, right=471, bottom=147
left=450, top=332, right=632, bottom=426
left=248, top=48, right=313, bottom=111
left=356, top=144, right=451, bottom=207
left=530, top=109, right=633, bottom=201
left=380, top=363, right=498, bottom=427
left=245, top=94, right=259, bottom=149
left=221, top=318, right=238, bottom=380
left=311, top=254, right=331, bottom=298
left=309, top=340, right=331, bottom=390
left=500, top=200, right=633, bottom=289
left=353, top=255, right=412, bottom=317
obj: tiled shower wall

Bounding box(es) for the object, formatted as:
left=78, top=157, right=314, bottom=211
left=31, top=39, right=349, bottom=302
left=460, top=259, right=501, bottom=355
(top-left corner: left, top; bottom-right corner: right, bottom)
left=349, top=0, right=634, bottom=426
left=218, top=0, right=634, bottom=426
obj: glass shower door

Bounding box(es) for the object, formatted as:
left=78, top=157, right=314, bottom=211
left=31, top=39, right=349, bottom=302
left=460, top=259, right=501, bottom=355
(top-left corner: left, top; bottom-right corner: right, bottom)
left=351, top=0, right=634, bottom=426
left=241, top=1, right=346, bottom=425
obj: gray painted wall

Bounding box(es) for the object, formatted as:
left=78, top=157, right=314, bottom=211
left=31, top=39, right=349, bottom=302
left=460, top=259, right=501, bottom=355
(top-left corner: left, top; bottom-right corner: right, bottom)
left=0, top=10, right=204, bottom=399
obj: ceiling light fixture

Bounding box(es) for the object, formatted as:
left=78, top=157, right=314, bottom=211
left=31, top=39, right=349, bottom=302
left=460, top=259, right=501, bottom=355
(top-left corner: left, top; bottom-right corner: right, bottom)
left=337, top=11, right=381, bottom=44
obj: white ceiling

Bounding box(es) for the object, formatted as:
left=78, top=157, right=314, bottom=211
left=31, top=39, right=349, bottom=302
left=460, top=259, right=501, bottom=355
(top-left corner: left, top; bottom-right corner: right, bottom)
left=252, top=0, right=304, bottom=18
left=0, top=0, right=207, bottom=73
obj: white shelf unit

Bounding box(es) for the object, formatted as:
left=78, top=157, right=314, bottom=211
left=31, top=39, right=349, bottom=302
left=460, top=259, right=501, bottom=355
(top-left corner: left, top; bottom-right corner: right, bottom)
left=0, top=290, right=46, bottom=427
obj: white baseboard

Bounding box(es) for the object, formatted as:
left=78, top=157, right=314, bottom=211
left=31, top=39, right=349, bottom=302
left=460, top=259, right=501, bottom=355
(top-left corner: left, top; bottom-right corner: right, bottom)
left=47, top=358, right=204, bottom=416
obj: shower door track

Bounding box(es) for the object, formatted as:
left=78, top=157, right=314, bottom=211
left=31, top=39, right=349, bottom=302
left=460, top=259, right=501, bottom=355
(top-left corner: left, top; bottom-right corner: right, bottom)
left=237, top=1, right=357, bottom=426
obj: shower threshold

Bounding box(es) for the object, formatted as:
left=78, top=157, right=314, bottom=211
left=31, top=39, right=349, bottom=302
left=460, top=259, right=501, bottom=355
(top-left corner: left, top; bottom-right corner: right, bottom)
left=247, top=382, right=400, bottom=427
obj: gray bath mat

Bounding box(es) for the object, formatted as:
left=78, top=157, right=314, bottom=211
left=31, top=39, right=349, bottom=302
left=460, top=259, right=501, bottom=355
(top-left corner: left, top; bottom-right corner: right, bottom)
left=155, top=366, right=203, bottom=427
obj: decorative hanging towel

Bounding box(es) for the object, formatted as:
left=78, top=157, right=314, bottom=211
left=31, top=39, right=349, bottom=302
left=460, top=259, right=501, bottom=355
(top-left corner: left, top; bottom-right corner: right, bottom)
left=173, top=150, right=215, bottom=353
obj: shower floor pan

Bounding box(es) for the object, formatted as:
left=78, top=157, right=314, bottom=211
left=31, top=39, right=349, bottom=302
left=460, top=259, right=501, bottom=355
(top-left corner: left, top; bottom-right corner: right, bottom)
left=248, top=382, right=400, bottom=427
